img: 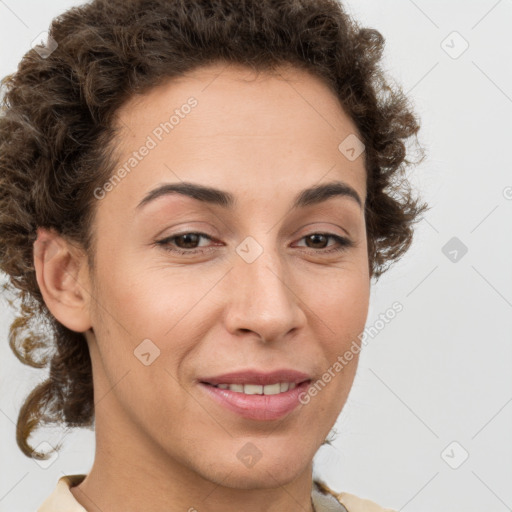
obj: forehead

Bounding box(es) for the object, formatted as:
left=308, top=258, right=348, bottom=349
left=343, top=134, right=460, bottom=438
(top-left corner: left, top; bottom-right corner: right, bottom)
left=117, top=62, right=355, bottom=138
left=102, top=62, right=366, bottom=216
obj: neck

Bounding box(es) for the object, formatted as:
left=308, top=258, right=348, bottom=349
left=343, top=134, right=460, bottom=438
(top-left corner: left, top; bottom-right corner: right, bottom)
left=70, top=399, right=316, bottom=512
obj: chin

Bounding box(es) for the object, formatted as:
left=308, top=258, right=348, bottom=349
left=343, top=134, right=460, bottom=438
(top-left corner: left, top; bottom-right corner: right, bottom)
left=209, top=463, right=306, bottom=490
left=195, top=445, right=311, bottom=490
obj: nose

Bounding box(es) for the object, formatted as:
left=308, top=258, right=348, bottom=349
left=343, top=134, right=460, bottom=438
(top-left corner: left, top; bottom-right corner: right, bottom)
left=223, top=239, right=307, bottom=343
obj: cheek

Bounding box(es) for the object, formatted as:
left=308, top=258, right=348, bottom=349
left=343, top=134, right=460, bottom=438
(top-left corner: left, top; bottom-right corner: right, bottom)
left=312, top=277, right=369, bottom=407
left=93, top=263, right=209, bottom=380
left=306, top=267, right=370, bottom=375
left=307, top=262, right=370, bottom=325
left=99, top=260, right=182, bottom=331
left=94, top=237, right=370, bottom=356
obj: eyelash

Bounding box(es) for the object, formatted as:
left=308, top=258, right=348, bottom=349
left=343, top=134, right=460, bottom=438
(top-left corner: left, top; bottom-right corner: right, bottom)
left=154, top=232, right=354, bottom=256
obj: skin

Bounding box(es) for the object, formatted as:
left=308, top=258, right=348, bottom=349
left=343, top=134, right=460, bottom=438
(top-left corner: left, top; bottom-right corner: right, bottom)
left=34, top=62, right=370, bottom=512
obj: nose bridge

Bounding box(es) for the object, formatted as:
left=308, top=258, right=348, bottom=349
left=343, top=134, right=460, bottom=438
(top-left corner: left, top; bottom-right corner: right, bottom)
left=225, top=233, right=304, bottom=340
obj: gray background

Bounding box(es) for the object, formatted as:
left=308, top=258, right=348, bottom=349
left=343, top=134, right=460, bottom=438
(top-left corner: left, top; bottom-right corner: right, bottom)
left=1, top=0, right=511, bottom=510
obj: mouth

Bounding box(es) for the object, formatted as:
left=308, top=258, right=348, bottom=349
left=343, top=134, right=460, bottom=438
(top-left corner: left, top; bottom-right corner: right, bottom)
left=201, top=380, right=308, bottom=395
left=199, top=368, right=312, bottom=387
left=198, top=369, right=312, bottom=421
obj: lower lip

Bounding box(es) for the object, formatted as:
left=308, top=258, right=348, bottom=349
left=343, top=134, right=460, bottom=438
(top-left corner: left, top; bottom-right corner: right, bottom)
left=199, top=381, right=311, bottom=421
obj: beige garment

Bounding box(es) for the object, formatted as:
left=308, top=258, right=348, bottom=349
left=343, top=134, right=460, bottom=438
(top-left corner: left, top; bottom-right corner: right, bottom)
left=37, top=474, right=396, bottom=512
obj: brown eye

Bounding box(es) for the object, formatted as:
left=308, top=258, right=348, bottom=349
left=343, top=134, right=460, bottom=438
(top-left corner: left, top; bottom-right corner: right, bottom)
left=155, top=231, right=353, bottom=257
left=304, top=233, right=329, bottom=249
left=173, top=233, right=203, bottom=249
left=296, top=233, right=353, bottom=254
left=155, top=232, right=216, bottom=256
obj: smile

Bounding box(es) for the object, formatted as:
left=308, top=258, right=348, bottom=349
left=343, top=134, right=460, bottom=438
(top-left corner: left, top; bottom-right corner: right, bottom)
left=207, top=382, right=298, bottom=394
left=199, top=380, right=311, bottom=421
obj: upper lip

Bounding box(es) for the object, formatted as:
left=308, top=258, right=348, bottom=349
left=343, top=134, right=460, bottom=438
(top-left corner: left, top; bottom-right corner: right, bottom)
left=200, top=369, right=312, bottom=386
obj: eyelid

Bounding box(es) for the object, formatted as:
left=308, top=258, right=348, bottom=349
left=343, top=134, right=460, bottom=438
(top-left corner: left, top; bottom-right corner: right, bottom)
left=154, top=230, right=354, bottom=256
left=290, top=221, right=352, bottom=240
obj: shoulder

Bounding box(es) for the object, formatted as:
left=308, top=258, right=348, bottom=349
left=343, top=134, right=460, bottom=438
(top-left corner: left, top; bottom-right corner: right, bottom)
left=37, top=474, right=87, bottom=512
left=313, top=479, right=397, bottom=512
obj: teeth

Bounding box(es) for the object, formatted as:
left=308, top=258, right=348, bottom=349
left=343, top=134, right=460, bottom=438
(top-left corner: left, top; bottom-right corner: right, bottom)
left=244, top=384, right=263, bottom=395
left=212, top=382, right=300, bottom=395
left=263, top=383, right=281, bottom=395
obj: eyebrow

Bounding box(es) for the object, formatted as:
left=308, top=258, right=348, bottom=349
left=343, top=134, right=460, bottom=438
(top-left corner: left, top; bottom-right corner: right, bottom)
left=136, top=180, right=363, bottom=212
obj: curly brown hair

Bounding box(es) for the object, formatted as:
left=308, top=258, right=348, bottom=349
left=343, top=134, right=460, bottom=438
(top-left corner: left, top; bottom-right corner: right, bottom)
left=0, top=0, right=426, bottom=460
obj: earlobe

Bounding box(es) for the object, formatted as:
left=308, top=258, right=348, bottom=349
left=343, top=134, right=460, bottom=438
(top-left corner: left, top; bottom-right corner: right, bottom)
left=33, top=227, right=93, bottom=333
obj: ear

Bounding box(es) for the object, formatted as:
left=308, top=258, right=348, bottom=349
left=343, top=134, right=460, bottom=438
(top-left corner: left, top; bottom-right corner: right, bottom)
left=33, top=227, right=93, bottom=333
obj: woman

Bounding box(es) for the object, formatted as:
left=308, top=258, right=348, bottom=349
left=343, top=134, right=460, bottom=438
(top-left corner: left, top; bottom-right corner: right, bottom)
left=0, top=0, right=426, bottom=510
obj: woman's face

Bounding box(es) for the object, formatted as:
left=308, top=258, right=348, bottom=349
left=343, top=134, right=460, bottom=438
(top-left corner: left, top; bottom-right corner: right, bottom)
left=82, top=62, right=370, bottom=487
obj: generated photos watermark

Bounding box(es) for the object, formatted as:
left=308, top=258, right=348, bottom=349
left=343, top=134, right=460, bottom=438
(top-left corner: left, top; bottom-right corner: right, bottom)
left=93, top=97, right=198, bottom=200
left=298, top=301, right=403, bottom=405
